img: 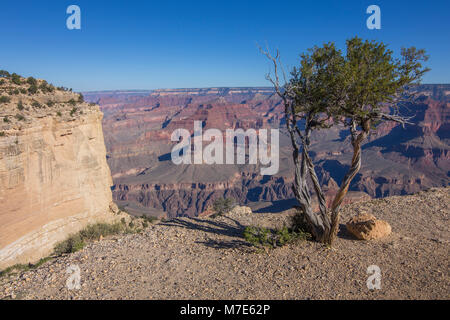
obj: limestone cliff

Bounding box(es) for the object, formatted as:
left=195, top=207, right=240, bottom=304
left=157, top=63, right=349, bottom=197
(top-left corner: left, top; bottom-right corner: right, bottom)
left=0, top=73, right=117, bottom=269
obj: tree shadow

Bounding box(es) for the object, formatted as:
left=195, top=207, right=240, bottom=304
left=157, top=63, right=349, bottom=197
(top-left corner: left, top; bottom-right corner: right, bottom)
left=160, top=216, right=250, bottom=249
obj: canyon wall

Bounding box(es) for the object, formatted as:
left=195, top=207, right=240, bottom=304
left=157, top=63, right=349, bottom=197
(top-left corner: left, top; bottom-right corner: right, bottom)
left=0, top=75, right=117, bottom=269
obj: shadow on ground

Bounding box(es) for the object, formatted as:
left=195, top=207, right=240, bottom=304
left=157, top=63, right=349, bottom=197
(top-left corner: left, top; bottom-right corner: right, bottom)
left=160, top=216, right=253, bottom=249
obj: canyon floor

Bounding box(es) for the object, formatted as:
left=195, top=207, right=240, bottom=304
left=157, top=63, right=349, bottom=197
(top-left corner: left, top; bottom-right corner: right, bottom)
left=1, top=188, right=449, bottom=300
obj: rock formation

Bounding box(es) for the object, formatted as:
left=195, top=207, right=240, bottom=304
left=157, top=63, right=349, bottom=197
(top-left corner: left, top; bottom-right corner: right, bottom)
left=0, top=73, right=117, bottom=269
left=84, top=85, right=449, bottom=218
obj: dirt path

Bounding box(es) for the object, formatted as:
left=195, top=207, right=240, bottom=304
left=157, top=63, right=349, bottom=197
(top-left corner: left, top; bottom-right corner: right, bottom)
left=1, top=188, right=449, bottom=300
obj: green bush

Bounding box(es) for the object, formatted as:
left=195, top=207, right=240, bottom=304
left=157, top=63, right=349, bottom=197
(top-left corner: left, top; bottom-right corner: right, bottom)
left=3, top=116, right=9, bottom=123
left=15, top=114, right=25, bottom=121
left=0, top=79, right=5, bottom=85
left=68, top=99, right=77, bottom=106
left=32, top=101, right=42, bottom=108
left=19, top=88, right=27, bottom=94
left=212, top=198, right=235, bottom=217
left=0, top=132, right=5, bottom=137
left=70, top=107, right=77, bottom=116
left=0, top=96, right=11, bottom=103
left=17, top=100, right=24, bottom=111
left=28, top=85, right=38, bottom=95
left=0, top=70, right=10, bottom=78
left=47, top=100, right=55, bottom=108
left=26, top=77, right=37, bottom=86
left=243, top=225, right=311, bottom=249
left=56, top=111, right=62, bottom=117
left=11, top=73, right=21, bottom=85
left=53, top=222, right=126, bottom=256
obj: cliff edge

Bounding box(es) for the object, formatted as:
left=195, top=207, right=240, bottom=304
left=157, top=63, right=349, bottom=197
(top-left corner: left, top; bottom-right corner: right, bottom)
left=0, top=72, right=117, bottom=269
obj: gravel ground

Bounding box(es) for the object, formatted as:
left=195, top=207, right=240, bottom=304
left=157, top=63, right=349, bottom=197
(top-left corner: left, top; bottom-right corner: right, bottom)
left=1, top=188, right=449, bottom=300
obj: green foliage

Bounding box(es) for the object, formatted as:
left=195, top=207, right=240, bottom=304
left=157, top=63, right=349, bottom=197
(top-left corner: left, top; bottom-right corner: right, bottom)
left=11, top=73, right=21, bottom=85
left=53, top=222, right=127, bottom=256
left=0, top=257, right=52, bottom=278
left=212, top=197, right=235, bottom=217
left=0, top=79, right=4, bottom=85
left=15, top=114, right=25, bottom=121
left=0, top=70, right=11, bottom=78
left=0, top=132, right=5, bottom=137
left=26, top=77, right=37, bottom=86
left=32, top=101, right=42, bottom=108
left=17, top=100, right=24, bottom=111
left=53, top=234, right=85, bottom=255
left=140, top=215, right=158, bottom=223
left=56, top=111, right=62, bottom=117
left=243, top=225, right=310, bottom=249
left=289, top=37, right=429, bottom=131
left=3, top=116, right=9, bottom=123
left=0, top=96, right=11, bottom=103
left=70, top=107, right=78, bottom=116
left=47, top=100, right=55, bottom=108
left=28, top=85, right=38, bottom=95
left=19, top=88, right=27, bottom=94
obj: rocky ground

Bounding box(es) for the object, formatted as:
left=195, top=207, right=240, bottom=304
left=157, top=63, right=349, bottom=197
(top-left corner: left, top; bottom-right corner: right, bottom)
left=0, top=188, right=449, bottom=300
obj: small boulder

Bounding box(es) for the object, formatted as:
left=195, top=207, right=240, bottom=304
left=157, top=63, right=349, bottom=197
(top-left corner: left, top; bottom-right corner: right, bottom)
left=346, top=213, right=391, bottom=240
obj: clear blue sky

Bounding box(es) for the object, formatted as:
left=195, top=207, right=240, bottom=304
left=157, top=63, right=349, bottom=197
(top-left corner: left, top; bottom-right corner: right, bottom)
left=0, top=0, right=449, bottom=91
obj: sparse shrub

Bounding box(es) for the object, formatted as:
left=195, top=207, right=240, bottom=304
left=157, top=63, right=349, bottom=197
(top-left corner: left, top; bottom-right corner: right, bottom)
left=0, top=70, right=10, bottom=78
left=0, top=79, right=5, bottom=85
left=17, top=100, right=24, bottom=111
left=68, top=99, right=77, bottom=106
left=26, top=77, right=37, bottom=86
left=0, top=132, right=5, bottom=137
left=15, top=114, right=25, bottom=121
left=0, top=96, right=11, bottom=103
left=212, top=198, right=235, bottom=217
left=140, top=215, right=158, bottom=223
left=32, top=101, right=42, bottom=108
left=28, top=84, right=38, bottom=95
left=13, top=89, right=19, bottom=95
left=70, top=107, right=77, bottom=116
left=53, top=234, right=85, bottom=255
left=11, top=73, right=21, bottom=85
left=19, top=88, right=27, bottom=94
left=3, top=116, right=9, bottom=123
left=121, top=217, right=126, bottom=225
left=78, top=93, right=84, bottom=103
left=243, top=225, right=310, bottom=249
left=56, top=111, right=62, bottom=117
left=47, top=100, right=55, bottom=108
left=53, top=222, right=126, bottom=256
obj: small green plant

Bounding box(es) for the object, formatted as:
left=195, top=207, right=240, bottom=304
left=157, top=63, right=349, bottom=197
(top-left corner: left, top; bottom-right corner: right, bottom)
left=56, top=111, right=62, bottom=117
left=140, top=215, right=158, bottom=223
left=31, top=101, right=42, bottom=108
left=68, top=99, right=77, bottom=106
left=53, top=222, right=127, bottom=256
left=19, top=88, right=27, bottom=94
left=28, top=85, right=38, bottom=95
left=0, top=70, right=11, bottom=78
left=11, top=73, right=21, bottom=85
left=26, top=77, right=37, bottom=86
left=212, top=198, right=235, bottom=218
left=3, top=116, right=9, bottom=123
left=0, top=132, right=5, bottom=137
left=70, top=107, right=77, bottom=116
left=15, top=114, right=25, bottom=121
left=0, top=96, right=11, bottom=103
left=17, top=100, right=24, bottom=111
left=0, top=79, right=5, bottom=85
left=47, top=100, right=55, bottom=108
left=243, top=224, right=311, bottom=250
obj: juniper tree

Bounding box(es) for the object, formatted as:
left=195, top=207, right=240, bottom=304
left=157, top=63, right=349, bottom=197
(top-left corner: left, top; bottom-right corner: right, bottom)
left=262, top=37, right=429, bottom=245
